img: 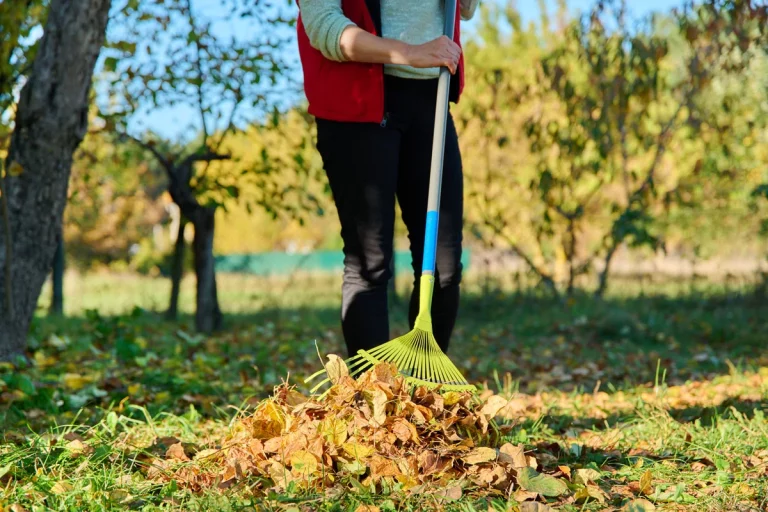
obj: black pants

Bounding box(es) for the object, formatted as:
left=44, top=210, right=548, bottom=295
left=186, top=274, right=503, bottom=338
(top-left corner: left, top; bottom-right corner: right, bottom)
left=315, top=74, right=464, bottom=358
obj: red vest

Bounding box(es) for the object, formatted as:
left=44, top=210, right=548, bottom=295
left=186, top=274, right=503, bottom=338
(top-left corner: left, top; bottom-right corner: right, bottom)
left=297, top=0, right=465, bottom=124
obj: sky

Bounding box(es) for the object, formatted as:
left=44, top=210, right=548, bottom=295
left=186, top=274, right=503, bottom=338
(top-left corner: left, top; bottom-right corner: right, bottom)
left=126, top=0, right=684, bottom=142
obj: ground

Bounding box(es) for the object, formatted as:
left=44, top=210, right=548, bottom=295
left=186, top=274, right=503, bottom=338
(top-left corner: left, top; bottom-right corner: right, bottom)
left=1, top=272, right=767, bottom=511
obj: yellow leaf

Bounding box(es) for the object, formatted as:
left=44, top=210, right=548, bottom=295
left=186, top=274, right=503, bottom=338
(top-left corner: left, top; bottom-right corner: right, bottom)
left=462, top=447, right=497, bottom=465
left=442, top=391, right=463, bottom=406
left=342, top=442, right=374, bottom=459
left=354, top=506, right=380, bottom=512
left=289, top=450, right=318, bottom=476
left=639, top=469, right=653, bottom=495
left=7, top=161, right=23, bottom=177
left=127, top=383, right=141, bottom=396
left=574, top=468, right=602, bottom=485
left=50, top=481, right=73, bottom=494
left=320, top=417, right=348, bottom=446
left=325, top=354, right=349, bottom=383
left=62, top=373, right=90, bottom=391
left=574, top=484, right=606, bottom=504
left=365, top=388, right=388, bottom=426
left=65, top=439, right=91, bottom=455
left=621, top=498, right=656, bottom=511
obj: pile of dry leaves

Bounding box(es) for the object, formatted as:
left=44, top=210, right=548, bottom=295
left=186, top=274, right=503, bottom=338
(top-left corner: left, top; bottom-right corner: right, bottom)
left=146, top=358, right=584, bottom=504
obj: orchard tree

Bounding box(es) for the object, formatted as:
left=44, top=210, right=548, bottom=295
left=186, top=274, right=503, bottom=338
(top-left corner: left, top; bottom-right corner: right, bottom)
left=0, top=0, right=112, bottom=360
left=459, top=0, right=767, bottom=297
left=99, top=0, right=296, bottom=332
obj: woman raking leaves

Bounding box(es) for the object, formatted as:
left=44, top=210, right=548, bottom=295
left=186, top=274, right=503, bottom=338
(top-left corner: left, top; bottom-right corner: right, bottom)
left=297, top=0, right=479, bottom=392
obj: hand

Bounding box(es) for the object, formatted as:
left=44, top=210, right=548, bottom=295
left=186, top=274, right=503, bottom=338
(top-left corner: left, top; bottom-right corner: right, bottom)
left=405, top=35, right=461, bottom=74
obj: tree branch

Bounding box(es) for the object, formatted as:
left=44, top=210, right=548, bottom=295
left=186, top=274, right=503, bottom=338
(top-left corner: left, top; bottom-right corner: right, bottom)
left=115, top=130, right=175, bottom=176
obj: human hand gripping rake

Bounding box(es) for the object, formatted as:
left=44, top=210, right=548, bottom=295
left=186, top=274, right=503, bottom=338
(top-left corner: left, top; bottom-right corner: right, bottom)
left=306, top=0, right=476, bottom=395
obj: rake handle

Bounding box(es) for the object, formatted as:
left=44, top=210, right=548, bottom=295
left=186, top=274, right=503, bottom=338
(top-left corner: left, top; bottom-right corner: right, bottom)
left=421, top=0, right=458, bottom=276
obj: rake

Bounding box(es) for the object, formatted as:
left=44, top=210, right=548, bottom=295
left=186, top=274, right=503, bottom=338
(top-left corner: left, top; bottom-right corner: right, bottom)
left=306, top=0, right=475, bottom=395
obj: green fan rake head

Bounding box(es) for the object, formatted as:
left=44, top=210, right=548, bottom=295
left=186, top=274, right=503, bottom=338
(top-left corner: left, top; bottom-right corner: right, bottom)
left=305, top=275, right=477, bottom=395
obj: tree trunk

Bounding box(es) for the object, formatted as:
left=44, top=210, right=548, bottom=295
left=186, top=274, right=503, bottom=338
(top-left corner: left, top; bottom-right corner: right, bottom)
left=192, top=208, right=222, bottom=333
left=0, top=0, right=111, bottom=361
left=50, top=233, right=64, bottom=316
left=166, top=218, right=187, bottom=320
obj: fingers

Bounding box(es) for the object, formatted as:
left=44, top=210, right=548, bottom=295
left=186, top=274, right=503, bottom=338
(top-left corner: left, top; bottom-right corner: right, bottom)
left=438, top=35, right=460, bottom=74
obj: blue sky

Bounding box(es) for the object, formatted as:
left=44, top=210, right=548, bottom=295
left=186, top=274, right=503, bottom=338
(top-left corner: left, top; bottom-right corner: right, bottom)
left=128, top=0, right=683, bottom=142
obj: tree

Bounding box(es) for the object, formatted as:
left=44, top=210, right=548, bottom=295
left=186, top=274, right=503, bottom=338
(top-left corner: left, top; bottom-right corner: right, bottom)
left=100, top=0, right=295, bottom=332
left=457, top=0, right=767, bottom=297
left=0, top=0, right=112, bottom=360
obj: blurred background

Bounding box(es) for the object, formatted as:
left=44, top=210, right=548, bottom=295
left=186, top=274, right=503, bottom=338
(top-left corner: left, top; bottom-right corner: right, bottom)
left=2, top=0, right=767, bottom=419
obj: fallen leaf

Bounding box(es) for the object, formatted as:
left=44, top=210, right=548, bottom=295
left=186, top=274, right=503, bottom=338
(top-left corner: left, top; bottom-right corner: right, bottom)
left=498, top=443, right=528, bottom=468
left=325, top=354, right=349, bottom=383
left=10, top=505, right=29, bottom=512
left=462, top=447, right=497, bottom=465
left=434, top=485, right=462, bottom=501
left=574, top=468, right=601, bottom=485
left=558, top=465, right=572, bottom=479
left=290, top=451, right=318, bottom=476
left=50, top=481, right=73, bottom=494
left=574, top=484, right=606, bottom=504
left=354, top=506, right=380, bottom=512
left=513, top=489, right=539, bottom=502
left=342, top=442, right=374, bottom=459
left=519, top=503, right=556, bottom=512
left=621, top=498, right=656, bottom=511
left=320, top=417, right=348, bottom=446
left=639, top=469, right=653, bottom=495
left=166, top=443, right=190, bottom=461
left=366, top=388, right=388, bottom=426
left=480, top=395, right=508, bottom=418
left=517, top=467, right=568, bottom=497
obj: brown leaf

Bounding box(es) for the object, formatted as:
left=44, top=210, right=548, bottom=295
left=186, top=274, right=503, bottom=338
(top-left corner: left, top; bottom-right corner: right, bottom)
left=621, top=498, right=656, bottom=511
left=370, top=455, right=400, bottom=480
left=10, top=505, right=29, bottom=512
left=434, top=485, right=462, bottom=501
left=480, top=395, right=508, bottom=418
left=462, top=447, right=497, bottom=465
left=498, top=443, right=528, bottom=468
left=513, top=489, right=539, bottom=502
left=166, top=443, right=190, bottom=461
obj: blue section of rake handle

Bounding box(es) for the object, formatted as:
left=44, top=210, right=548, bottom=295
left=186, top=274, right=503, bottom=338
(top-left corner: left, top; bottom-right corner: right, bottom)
left=421, top=210, right=439, bottom=273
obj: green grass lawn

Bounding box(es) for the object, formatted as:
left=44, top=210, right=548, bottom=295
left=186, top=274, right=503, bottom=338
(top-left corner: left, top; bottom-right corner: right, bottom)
left=2, top=271, right=768, bottom=511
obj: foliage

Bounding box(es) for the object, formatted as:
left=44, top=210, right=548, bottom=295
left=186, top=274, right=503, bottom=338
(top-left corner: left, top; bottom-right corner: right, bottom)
left=99, top=0, right=296, bottom=211
left=65, top=128, right=170, bottom=271
left=455, top=0, right=768, bottom=297
left=0, top=0, right=48, bottom=143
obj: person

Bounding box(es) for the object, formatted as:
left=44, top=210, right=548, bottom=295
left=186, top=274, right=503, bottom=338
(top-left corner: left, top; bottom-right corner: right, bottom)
left=296, top=0, right=479, bottom=358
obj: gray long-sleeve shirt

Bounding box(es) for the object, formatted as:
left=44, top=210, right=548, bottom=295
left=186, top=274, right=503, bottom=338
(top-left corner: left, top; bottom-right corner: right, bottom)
left=300, top=0, right=479, bottom=79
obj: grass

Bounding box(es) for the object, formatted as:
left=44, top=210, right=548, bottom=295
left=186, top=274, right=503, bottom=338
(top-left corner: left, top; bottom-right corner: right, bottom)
left=1, top=271, right=768, bottom=510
